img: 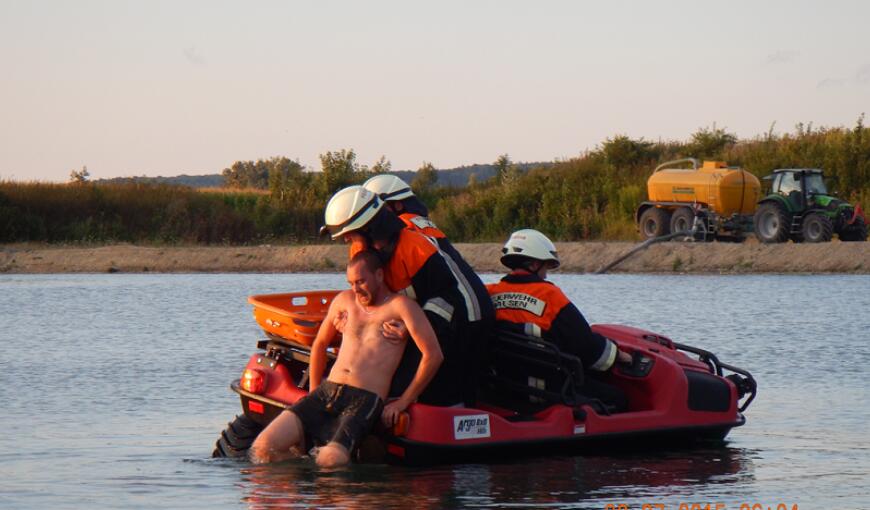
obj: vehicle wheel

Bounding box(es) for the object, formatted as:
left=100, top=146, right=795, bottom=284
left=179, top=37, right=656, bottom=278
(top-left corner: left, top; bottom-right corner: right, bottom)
left=801, top=212, right=833, bottom=243
left=839, top=216, right=868, bottom=242
left=754, top=202, right=791, bottom=243
left=639, top=207, right=671, bottom=239
left=212, top=414, right=264, bottom=458
left=669, top=208, right=695, bottom=240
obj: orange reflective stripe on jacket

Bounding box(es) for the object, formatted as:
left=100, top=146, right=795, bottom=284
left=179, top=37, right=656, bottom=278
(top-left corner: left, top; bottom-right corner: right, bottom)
left=486, top=278, right=570, bottom=333
left=399, top=212, right=446, bottom=239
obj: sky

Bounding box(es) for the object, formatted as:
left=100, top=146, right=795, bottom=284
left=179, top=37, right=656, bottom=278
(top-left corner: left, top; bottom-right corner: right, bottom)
left=1, top=0, right=868, bottom=182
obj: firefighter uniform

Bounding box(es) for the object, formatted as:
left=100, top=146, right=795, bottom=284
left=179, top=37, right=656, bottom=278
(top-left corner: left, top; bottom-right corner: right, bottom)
left=377, top=228, right=493, bottom=406
left=395, top=212, right=493, bottom=334
left=486, top=273, right=618, bottom=373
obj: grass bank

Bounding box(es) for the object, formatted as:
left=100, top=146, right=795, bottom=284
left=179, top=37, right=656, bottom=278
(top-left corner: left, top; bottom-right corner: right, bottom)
left=2, top=241, right=867, bottom=275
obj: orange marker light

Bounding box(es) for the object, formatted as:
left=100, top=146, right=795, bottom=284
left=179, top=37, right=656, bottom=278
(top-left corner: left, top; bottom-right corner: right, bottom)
left=241, top=368, right=267, bottom=394
left=391, top=412, right=410, bottom=437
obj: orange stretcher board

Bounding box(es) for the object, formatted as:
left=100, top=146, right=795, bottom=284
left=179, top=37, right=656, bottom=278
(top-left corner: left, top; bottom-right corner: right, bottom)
left=248, top=290, right=341, bottom=346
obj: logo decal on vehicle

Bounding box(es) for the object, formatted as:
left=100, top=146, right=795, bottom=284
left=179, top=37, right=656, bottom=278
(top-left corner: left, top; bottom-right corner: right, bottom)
left=453, top=414, right=491, bottom=440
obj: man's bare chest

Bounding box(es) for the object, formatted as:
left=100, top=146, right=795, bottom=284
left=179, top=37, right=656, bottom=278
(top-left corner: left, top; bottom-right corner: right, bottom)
left=344, top=304, right=401, bottom=346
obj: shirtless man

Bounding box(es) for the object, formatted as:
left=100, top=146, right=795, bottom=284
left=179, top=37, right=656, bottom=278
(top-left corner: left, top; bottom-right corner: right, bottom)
left=249, top=250, right=443, bottom=467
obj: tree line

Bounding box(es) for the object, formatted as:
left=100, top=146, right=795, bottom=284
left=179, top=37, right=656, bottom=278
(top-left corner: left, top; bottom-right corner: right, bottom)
left=0, top=150, right=429, bottom=244
left=1, top=117, right=868, bottom=244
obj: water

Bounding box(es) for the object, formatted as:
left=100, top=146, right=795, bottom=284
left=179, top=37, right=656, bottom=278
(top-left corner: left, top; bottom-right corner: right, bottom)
left=1, top=273, right=868, bottom=509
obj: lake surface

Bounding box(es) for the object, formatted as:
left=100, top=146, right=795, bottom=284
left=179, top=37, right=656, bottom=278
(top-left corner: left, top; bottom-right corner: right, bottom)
left=1, top=273, right=868, bottom=509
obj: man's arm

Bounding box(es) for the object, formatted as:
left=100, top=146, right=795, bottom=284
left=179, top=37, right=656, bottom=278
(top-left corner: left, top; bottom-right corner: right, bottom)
left=381, top=296, right=444, bottom=426
left=309, top=292, right=346, bottom=392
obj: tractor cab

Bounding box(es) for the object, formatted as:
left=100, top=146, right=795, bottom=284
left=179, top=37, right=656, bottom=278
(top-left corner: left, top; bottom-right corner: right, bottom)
left=765, top=169, right=829, bottom=211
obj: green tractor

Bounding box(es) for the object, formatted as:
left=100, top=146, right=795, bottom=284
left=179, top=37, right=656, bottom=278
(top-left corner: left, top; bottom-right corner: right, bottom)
left=754, top=169, right=867, bottom=243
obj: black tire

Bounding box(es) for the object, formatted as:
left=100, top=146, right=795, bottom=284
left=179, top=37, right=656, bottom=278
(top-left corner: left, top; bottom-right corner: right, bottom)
left=639, top=207, right=671, bottom=239
left=839, top=216, right=868, bottom=242
left=754, top=202, right=791, bottom=243
left=212, top=414, right=264, bottom=458
left=669, top=207, right=695, bottom=240
left=801, top=212, right=833, bottom=243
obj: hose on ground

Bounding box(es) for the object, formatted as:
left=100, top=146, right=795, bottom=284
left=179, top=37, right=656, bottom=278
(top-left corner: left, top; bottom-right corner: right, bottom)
left=595, top=218, right=703, bottom=274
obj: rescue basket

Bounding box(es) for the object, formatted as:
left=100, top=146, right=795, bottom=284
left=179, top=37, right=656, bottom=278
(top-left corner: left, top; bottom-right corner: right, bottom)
left=248, top=290, right=340, bottom=346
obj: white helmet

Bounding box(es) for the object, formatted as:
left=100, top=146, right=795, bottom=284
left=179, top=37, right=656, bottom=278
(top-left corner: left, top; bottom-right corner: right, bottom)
left=323, top=185, right=383, bottom=240
left=363, top=174, right=414, bottom=202
left=500, top=229, right=560, bottom=269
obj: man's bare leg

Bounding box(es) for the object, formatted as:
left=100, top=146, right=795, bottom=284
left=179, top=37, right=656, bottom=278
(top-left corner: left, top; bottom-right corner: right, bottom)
left=249, top=410, right=305, bottom=464
left=315, top=441, right=351, bottom=468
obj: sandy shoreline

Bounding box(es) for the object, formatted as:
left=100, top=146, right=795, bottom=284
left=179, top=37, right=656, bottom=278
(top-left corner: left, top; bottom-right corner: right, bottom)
left=1, top=241, right=868, bottom=274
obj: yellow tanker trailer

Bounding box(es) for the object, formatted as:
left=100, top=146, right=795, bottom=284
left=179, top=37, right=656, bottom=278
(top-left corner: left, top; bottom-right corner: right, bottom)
left=636, top=158, right=760, bottom=241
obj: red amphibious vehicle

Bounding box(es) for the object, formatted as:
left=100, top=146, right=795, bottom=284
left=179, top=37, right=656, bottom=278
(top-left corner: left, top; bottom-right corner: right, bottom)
left=213, top=290, right=756, bottom=466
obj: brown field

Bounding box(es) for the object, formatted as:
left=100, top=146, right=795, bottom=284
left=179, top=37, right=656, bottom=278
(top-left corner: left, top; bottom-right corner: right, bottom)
left=1, top=240, right=867, bottom=274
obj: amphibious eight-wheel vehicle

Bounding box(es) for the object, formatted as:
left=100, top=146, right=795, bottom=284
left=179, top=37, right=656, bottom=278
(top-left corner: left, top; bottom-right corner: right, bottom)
left=213, top=290, right=757, bottom=466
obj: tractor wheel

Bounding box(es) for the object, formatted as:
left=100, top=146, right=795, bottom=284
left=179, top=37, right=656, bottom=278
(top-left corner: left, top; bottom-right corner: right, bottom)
left=801, top=213, right=834, bottom=243
left=639, top=207, right=671, bottom=239
left=839, top=217, right=868, bottom=242
left=669, top=208, right=695, bottom=240
left=212, top=414, right=264, bottom=458
left=754, top=202, right=791, bottom=243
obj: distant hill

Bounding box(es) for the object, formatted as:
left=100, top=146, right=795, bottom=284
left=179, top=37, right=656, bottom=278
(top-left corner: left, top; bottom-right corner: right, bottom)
left=392, top=162, right=548, bottom=188
left=95, top=162, right=550, bottom=189
left=95, top=173, right=225, bottom=188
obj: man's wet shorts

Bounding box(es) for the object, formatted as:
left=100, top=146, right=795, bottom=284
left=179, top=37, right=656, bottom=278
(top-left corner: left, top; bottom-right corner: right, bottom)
left=290, top=380, right=384, bottom=453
